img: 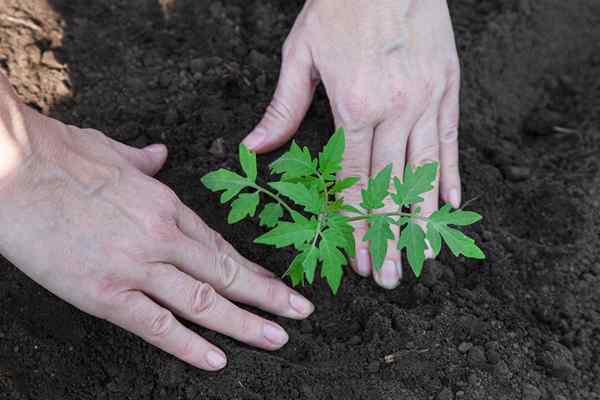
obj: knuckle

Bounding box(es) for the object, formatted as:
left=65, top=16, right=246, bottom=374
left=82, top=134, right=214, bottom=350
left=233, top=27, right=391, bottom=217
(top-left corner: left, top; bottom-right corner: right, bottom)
left=215, top=253, right=240, bottom=291
left=410, top=142, right=440, bottom=165
left=264, top=95, right=294, bottom=123
left=147, top=214, right=179, bottom=242
left=190, top=282, right=217, bottom=316
left=440, top=127, right=459, bottom=143
left=155, top=185, right=180, bottom=211
left=336, top=85, right=380, bottom=127
left=92, top=274, right=130, bottom=312
left=148, top=310, right=175, bottom=339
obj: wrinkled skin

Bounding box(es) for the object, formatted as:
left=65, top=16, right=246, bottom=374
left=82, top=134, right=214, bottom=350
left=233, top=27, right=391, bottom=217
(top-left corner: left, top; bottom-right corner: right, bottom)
left=0, top=84, right=314, bottom=371
left=244, top=0, right=461, bottom=289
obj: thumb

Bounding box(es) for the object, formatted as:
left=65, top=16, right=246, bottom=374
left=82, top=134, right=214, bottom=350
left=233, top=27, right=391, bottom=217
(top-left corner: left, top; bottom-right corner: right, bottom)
left=109, top=139, right=168, bottom=176
left=243, top=41, right=318, bottom=153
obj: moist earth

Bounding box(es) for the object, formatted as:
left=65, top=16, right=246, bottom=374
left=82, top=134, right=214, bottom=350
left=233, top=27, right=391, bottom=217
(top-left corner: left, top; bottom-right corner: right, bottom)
left=1, top=1, right=599, bottom=399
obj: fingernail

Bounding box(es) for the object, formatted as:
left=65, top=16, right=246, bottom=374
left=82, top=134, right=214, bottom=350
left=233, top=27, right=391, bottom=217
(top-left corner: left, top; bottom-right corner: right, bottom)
left=144, top=144, right=165, bottom=154
left=242, top=129, right=265, bottom=151
left=357, top=249, right=371, bottom=277
left=206, top=350, right=227, bottom=370
left=449, top=188, right=460, bottom=209
left=289, top=293, right=314, bottom=316
left=263, top=323, right=289, bottom=346
left=377, top=260, right=401, bottom=290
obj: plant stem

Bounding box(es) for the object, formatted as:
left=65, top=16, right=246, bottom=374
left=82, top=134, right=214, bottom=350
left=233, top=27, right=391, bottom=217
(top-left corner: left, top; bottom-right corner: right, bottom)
left=348, top=212, right=428, bottom=222
left=251, top=184, right=296, bottom=216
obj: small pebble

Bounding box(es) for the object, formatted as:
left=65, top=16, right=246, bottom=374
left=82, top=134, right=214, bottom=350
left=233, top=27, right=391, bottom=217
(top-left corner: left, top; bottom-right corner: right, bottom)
left=467, top=346, right=486, bottom=367
left=486, top=348, right=501, bottom=364
left=522, top=383, right=541, bottom=400
left=367, top=361, right=380, bottom=373
left=437, top=387, right=453, bottom=400
left=347, top=335, right=362, bottom=345
left=503, top=165, right=531, bottom=182
left=300, top=319, right=313, bottom=334
left=458, top=342, right=473, bottom=353
left=209, top=137, right=226, bottom=157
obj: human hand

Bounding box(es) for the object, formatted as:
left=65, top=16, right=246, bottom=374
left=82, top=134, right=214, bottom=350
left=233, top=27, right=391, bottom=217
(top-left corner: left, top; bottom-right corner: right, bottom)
left=242, top=0, right=461, bottom=289
left=0, top=94, right=314, bottom=371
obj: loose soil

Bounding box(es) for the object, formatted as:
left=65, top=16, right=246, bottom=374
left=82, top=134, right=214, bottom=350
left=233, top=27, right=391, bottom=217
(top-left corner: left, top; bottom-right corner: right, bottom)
left=1, top=1, right=599, bottom=399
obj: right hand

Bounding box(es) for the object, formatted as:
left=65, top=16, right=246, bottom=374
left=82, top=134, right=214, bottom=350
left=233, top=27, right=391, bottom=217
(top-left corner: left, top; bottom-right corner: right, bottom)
left=0, top=93, right=314, bottom=371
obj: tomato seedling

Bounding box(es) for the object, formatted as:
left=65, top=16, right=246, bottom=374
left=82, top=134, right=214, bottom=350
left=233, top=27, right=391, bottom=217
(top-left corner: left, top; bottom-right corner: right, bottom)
left=202, top=128, right=484, bottom=294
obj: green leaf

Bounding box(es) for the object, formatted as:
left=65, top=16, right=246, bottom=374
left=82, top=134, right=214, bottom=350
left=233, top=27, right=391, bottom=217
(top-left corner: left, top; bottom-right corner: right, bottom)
left=318, top=128, right=345, bottom=177
left=326, top=214, right=356, bottom=257
left=397, top=221, right=426, bottom=277
left=392, top=162, right=438, bottom=208
left=427, top=205, right=485, bottom=259
left=330, top=176, right=359, bottom=194
left=239, top=144, right=257, bottom=182
left=340, top=204, right=364, bottom=215
left=360, top=164, right=392, bottom=210
left=255, top=219, right=317, bottom=248
left=201, top=169, right=251, bottom=203
left=258, top=203, right=283, bottom=228
left=270, top=141, right=317, bottom=180
left=319, top=229, right=347, bottom=294
left=303, top=246, right=320, bottom=284
left=363, top=215, right=395, bottom=270
left=228, top=192, right=260, bottom=224
left=269, top=182, right=321, bottom=214
left=286, top=252, right=306, bottom=287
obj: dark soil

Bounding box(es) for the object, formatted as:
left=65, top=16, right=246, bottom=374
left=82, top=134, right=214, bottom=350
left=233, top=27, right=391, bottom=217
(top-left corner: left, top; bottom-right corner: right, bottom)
left=1, top=1, right=600, bottom=399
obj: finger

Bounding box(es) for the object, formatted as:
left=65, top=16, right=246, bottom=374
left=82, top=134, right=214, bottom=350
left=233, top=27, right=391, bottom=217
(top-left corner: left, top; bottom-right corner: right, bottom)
left=166, top=229, right=314, bottom=320
left=336, top=123, right=374, bottom=278
left=438, top=68, right=461, bottom=208
left=143, top=264, right=290, bottom=350
left=369, top=117, right=412, bottom=289
left=109, top=139, right=168, bottom=176
left=242, top=40, right=318, bottom=153
left=176, top=203, right=275, bottom=278
left=407, top=106, right=441, bottom=258
left=107, top=290, right=227, bottom=371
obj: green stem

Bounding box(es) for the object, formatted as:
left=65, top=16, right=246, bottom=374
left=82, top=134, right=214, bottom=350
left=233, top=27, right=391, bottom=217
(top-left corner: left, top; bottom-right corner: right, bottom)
left=251, top=184, right=296, bottom=216
left=348, top=212, right=429, bottom=222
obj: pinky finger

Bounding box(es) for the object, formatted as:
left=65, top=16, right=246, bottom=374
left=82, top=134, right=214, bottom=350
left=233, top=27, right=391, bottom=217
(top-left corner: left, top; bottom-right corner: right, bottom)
left=108, top=290, right=227, bottom=371
left=438, top=68, right=461, bottom=209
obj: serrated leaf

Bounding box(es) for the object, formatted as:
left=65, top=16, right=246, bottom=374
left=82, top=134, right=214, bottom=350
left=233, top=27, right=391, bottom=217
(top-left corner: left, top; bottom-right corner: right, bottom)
left=239, top=144, right=257, bottom=182
left=255, top=219, right=317, bottom=248
left=269, top=181, right=321, bottom=214
left=286, top=252, right=306, bottom=287
left=201, top=169, right=251, bottom=203
left=318, top=128, right=345, bottom=177
left=427, top=205, right=485, bottom=259
left=331, top=176, right=359, bottom=194
left=228, top=192, right=260, bottom=224
left=303, top=246, right=320, bottom=284
left=326, top=214, right=356, bottom=257
left=397, top=221, right=426, bottom=277
left=258, top=203, right=283, bottom=228
left=392, top=162, right=438, bottom=208
left=270, top=141, right=317, bottom=180
left=429, top=204, right=482, bottom=226
left=363, top=215, right=395, bottom=270
left=360, top=164, right=392, bottom=210
left=319, top=229, right=347, bottom=294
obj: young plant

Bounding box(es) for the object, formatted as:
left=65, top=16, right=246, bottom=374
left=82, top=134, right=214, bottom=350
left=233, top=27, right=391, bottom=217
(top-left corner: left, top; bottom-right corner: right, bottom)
left=202, top=129, right=485, bottom=294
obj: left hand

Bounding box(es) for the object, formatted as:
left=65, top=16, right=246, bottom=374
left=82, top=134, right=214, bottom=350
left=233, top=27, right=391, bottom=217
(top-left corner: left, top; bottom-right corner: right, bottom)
left=242, top=0, right=462, bottom=289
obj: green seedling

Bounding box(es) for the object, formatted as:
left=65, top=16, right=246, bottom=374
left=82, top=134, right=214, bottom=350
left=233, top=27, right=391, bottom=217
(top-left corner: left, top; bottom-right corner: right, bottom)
left=202, top=128, right=485, bottom=294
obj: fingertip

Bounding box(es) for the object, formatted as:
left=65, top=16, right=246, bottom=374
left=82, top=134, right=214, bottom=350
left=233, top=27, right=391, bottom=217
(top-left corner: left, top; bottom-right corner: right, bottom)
left=448, top=187, right=461, bottom=209
left=205, top=349, right=227, bottom=371
left=356, top=248, right=371, bottom=277
left=289, top=293, right=315, bottom=319
left=373, top=260, right=402, bottom=290
left=242, top=128, right=267, bottom=153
